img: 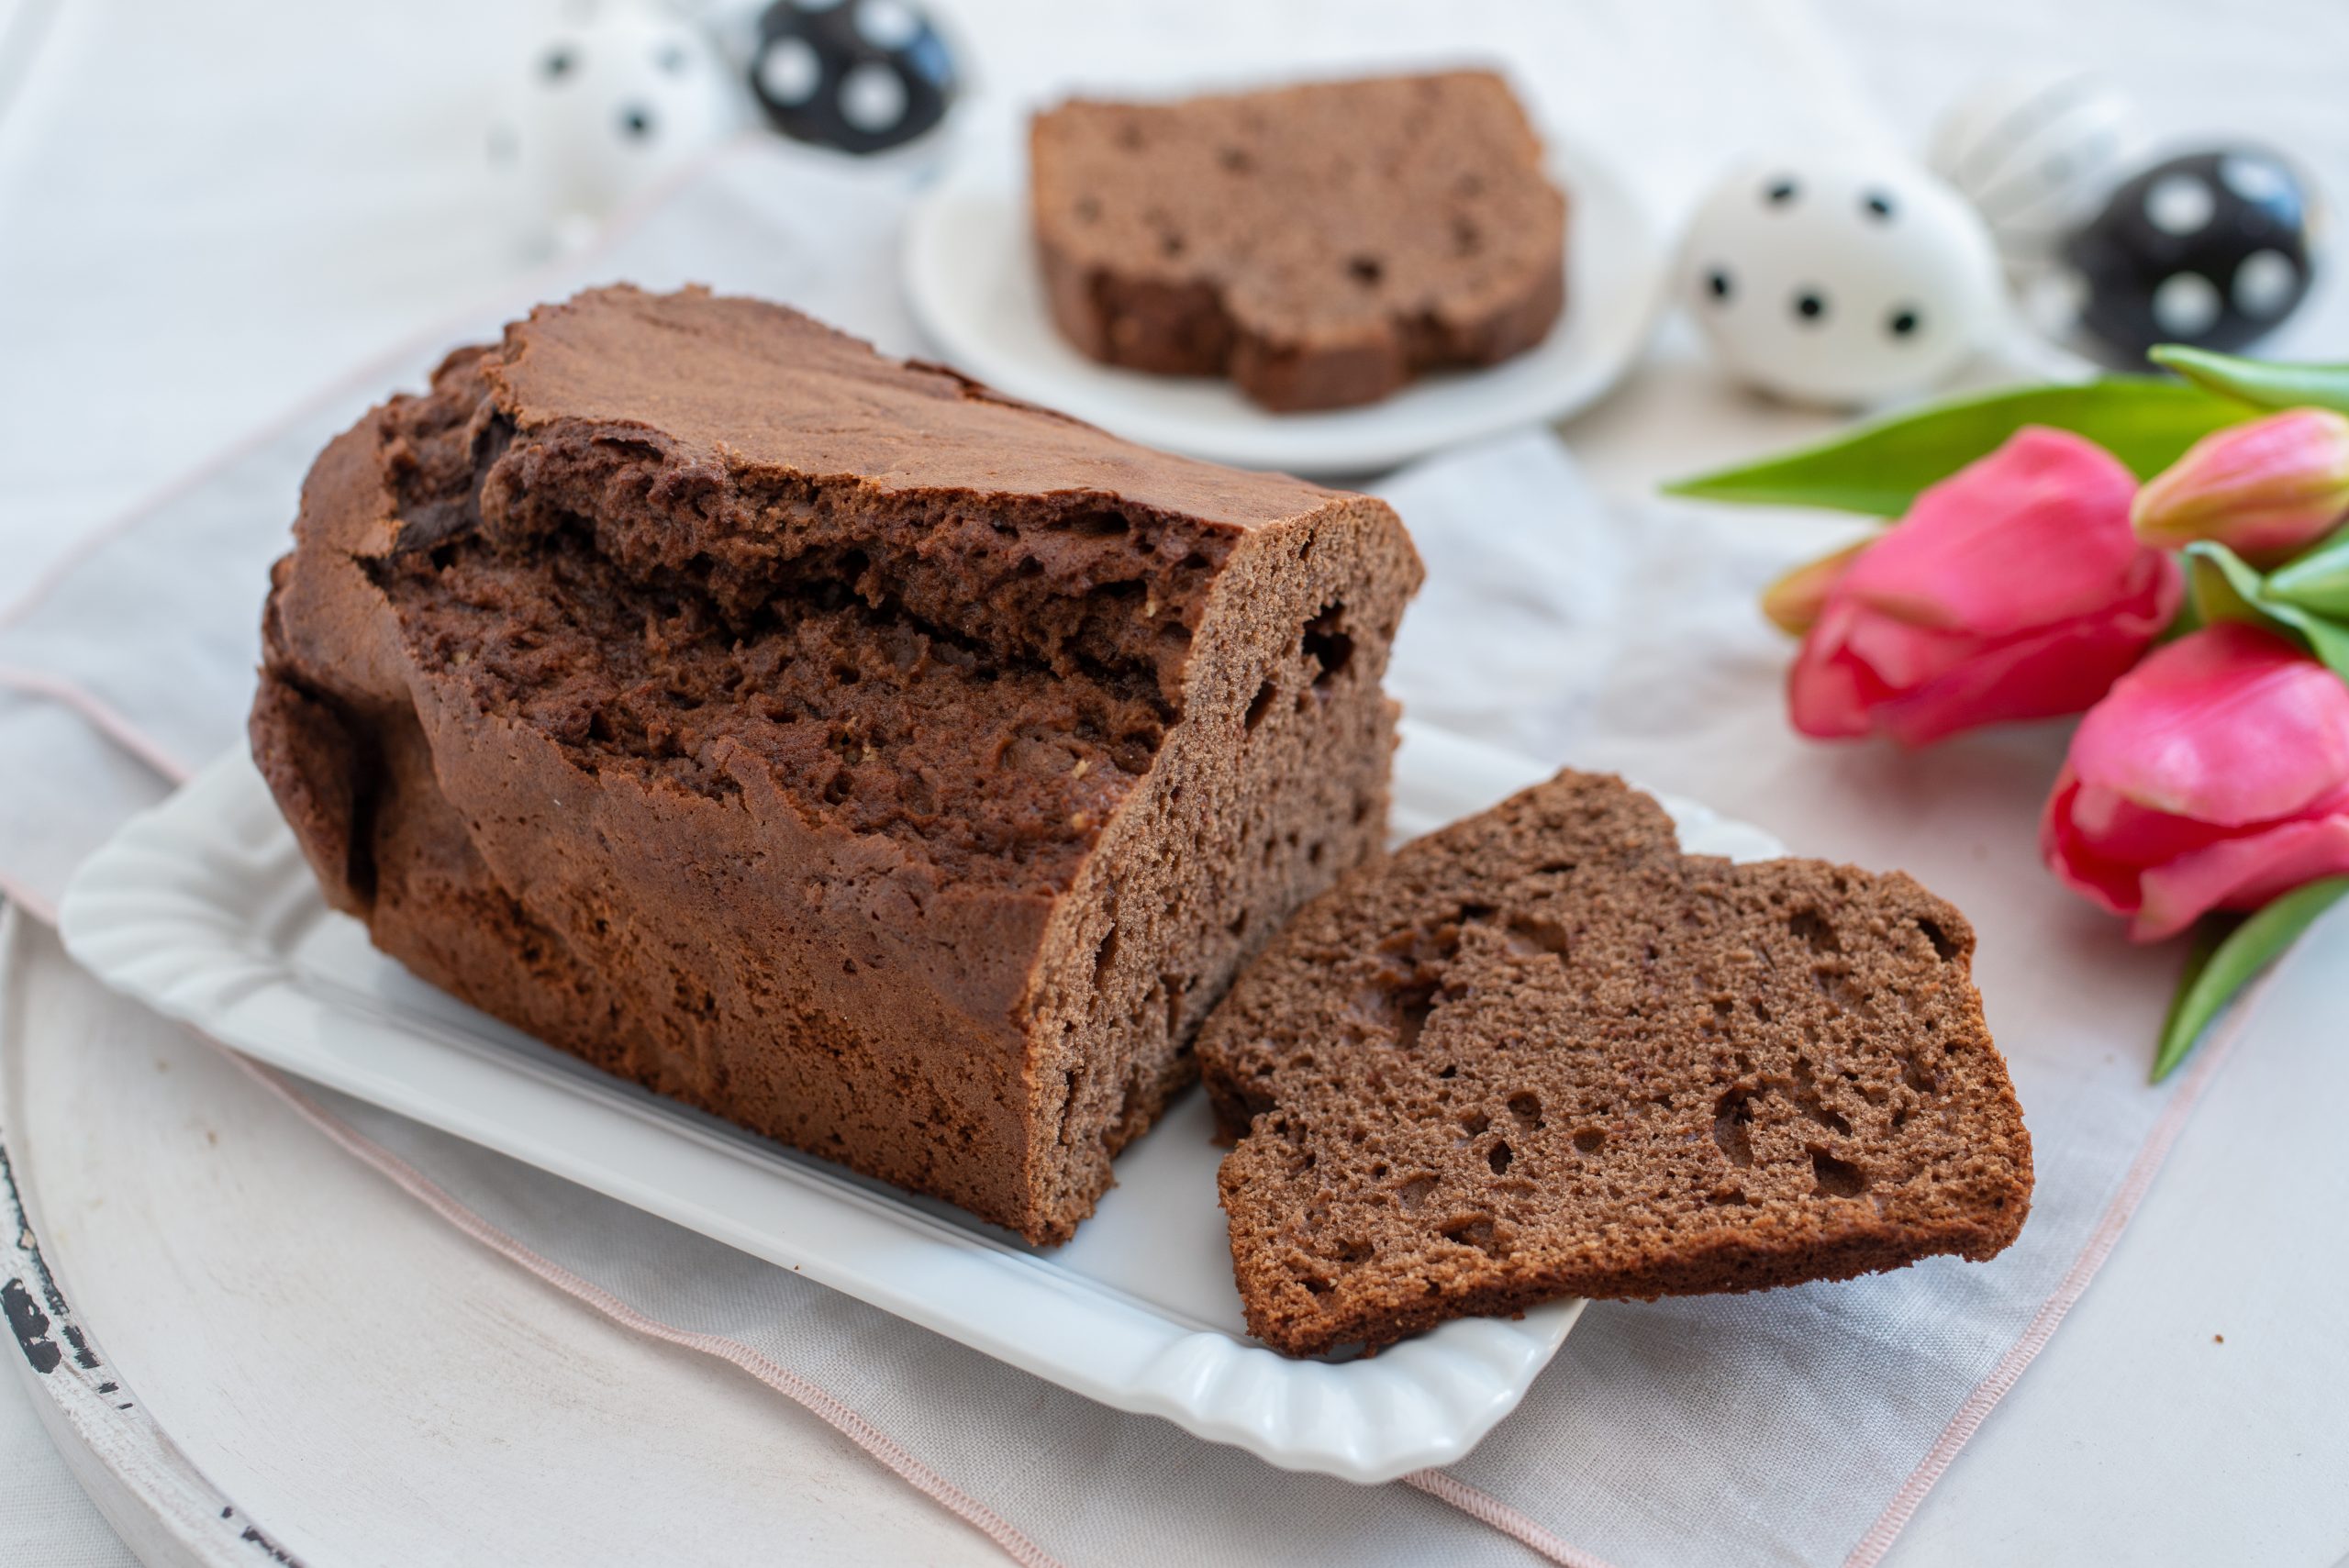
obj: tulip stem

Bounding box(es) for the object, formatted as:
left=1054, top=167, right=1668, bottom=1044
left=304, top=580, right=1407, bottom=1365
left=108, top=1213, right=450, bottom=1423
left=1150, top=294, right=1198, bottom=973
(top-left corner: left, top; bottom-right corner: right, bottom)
left=2152, top=877, right=2349, bottom=1083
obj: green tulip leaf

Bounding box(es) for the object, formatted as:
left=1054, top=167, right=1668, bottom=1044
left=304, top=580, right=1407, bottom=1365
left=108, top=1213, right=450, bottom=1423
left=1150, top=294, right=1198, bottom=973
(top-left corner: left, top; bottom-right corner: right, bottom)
left=2184, top=541, right=2349, bottom=683
left=2261, top=526, right=2349, bottom=617
left=1664, top=379, right=2254, bottom=517
left=2149, top=345, right=2349, bottom=417
left=2153, top=877, right=2349, bottom=1082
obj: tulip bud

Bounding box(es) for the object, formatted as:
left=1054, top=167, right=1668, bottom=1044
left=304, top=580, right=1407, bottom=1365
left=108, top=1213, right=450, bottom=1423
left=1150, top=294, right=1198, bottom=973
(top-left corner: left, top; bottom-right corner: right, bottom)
left=2131, top=408, right=2349, bottom=567
left=1761, top=539, right=1870, bottom=636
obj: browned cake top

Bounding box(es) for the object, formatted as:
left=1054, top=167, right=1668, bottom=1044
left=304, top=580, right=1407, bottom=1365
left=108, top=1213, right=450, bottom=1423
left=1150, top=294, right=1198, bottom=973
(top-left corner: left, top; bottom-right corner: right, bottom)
left=488, top=285, right=1341, bottom=525
left=1199, top=771, right=2033, bottom=1358
left=1030, top=71, right=1566, bottom=344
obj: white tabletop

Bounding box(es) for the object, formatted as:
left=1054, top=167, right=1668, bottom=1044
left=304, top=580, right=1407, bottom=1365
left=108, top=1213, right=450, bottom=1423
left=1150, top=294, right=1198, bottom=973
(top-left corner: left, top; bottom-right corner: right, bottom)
left=4, top=1, right=2347, bottom=1562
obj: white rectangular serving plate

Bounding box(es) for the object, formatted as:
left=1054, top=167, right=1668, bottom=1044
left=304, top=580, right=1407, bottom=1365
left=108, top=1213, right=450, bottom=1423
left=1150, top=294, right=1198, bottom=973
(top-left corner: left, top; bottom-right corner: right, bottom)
left=58, top=719, right=1783, bottom=1483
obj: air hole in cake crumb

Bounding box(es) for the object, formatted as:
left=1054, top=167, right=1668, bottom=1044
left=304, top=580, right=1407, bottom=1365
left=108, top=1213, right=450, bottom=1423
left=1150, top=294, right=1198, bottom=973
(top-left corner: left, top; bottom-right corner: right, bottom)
left=1441, top=1215, right=1507, bottom=1258
left=1504, top=915, right=1571, bottom=961
left=841, top=959, right=857, bottom=976
left=1068, top=509, right=1130, bottom=538
left=1788, top=907, right=1842, bottom=953
left=1244, top=678, right=1276, bottom=731
left=1507, top=1092, right=1543, bottom=1130
left=1302, top=1274, right=1332, bottom=1296
left=1753, top=1000, right=1774, bottom=1025
left=1308, top=841, right=1325, bottom=866
left=1460, top=1110, right=1489, bottom=1136
left=1810, top=1150, right=1868, bottom=1197
left=1708, top=1189, right=1750, bottom=1207
left=1573, top=1129, right=1605, bottom=1155
left=1712, top=1089, right=1754, bottom=1166
left=1335, top=1236, right=1374, bottom=1263
left=1917, top=917, right=1960, bottom=961
left=1228, top=909, right=1248, bottom=938
left=1347, top=255, right=1384, bottom=286
left=1352, top=797, right=1374, bottom=827
left=1486, top=1140, right=1513, bottom=1174
left=1437, top=1063, right=1457, bottom=1079
left=1394, top=987, right=1436, bottom=1048
left=1093, top=925, right=1120, bottom=984
left=1369, top=1162, right=1388, bottom=1179
left=822, top=770, right=853, bottom=804
left=1397, top=1174, right=1438, bottom=1210
left=1900, top=1051, right=1939, bottom=1094
left=1303, top=606, right=1354, bottom=690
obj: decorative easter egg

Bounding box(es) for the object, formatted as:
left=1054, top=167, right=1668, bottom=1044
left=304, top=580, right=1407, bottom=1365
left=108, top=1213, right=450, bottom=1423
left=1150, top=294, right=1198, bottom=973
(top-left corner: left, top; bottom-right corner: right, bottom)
left=489, top=0, right=737, bottom=253
left=1680, top=159, right=2006, bottom=408
left=747, top=0, right=956, bottom=154
left=2064, top=148, right=2320, bottom=362
left=1927, top=71, right=2147, bottom=272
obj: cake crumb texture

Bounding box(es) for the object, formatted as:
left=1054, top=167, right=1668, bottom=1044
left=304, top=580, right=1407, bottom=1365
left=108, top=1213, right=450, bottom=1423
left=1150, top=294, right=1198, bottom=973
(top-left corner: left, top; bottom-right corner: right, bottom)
left=1199, top=770, right=2033, bottom=1356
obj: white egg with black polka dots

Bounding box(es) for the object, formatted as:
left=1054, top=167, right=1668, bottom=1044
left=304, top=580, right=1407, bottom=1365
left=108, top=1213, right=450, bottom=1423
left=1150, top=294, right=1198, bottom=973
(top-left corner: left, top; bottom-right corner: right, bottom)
left=490, top=0, right=738, bottom=254
left=1678, top=158, right=2005, bottom=408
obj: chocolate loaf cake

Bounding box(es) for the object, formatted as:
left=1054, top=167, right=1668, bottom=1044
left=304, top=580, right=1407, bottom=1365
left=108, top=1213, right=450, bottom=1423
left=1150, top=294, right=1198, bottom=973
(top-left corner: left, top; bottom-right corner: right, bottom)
left=1030, top=71, right=1568, bottom=412
left=1198, top=771, right=2032, bottom=1357
left=250, top=285, right=1422, bottom=1244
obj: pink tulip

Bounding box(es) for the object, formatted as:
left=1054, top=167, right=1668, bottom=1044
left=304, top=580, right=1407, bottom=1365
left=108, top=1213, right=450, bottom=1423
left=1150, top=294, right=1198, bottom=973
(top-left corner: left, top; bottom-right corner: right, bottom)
left=2042, top=621, right=2349, bottom=940
left=1788, top=427, right=2183, bottom=747
left=2131, top=408, right=2349, bottom=566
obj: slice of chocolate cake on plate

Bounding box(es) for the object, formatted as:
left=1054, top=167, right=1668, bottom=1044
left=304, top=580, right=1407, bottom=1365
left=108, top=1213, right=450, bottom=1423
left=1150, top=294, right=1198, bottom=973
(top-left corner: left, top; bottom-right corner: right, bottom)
left=1199, top=769, right=2032, bottom=1357
left=1031, top=71, right=1569, bottom=411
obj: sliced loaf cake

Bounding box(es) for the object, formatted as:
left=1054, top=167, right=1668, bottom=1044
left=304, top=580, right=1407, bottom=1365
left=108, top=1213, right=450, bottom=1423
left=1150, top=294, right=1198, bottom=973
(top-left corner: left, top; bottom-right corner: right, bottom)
left=250, top=285, right=1422, bottom=1245
left=1197, top=770, right=2032, bottom=1357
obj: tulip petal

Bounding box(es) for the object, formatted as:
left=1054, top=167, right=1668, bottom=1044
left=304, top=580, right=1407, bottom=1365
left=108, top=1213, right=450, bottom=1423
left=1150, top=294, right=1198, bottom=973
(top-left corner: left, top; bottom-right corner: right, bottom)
left=1852, top=562, right=2178, bottom=747
left=2070, top=621, right=2349, bottom=825
left=2042, top=769, right=2149, bottom=917
left=2130, top=408, right=2349, bottom=566
left=1841, top=427, right=2144, bottom=637
left=2131, top=812, right=2349, bottom=940
left=2066, top=782, right=2236, bottom=863
left=1786, top=602, right=1883, bottom=738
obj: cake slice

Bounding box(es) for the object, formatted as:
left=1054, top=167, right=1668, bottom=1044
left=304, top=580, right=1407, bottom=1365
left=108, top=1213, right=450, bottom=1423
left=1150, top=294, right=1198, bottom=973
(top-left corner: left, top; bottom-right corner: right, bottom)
left=250, top=284, right=1421, bottom=1245
left=1197, top=771, right=2032, bottom=1356
left=1030, top=71, right=1568, bottom=411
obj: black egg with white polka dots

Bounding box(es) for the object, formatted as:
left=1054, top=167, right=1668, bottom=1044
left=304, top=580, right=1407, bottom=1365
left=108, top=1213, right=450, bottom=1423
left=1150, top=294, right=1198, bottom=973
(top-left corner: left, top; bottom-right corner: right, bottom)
left=748, top=0, right=955, bottom=154
left=2064, top=148, right=2317, bottom=361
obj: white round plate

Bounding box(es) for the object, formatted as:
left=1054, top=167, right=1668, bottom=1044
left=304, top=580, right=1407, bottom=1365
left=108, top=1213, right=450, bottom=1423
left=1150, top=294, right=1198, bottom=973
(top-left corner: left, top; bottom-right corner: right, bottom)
left=901, top=129, right=1666, bottom=477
